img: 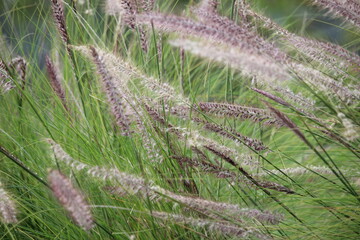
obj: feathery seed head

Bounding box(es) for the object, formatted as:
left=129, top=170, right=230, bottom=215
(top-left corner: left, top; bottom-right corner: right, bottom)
left=273, top=87, right=316, bottom=111
left=309, top=0, right=360, bottom=28
left=105, top=0, right=137, bottom=27
left=337, top=113, right=359, bottom=141
left=152, top=211, right=270, bottom=239
left=197, top=102, right=283, bottom=126
left=0, top=79, right=14, bottom=94
left=169, top=38, right=289, bottom=84
left=45, top=55, right=69, bottom=111
left=89, top=46, right=132, bottom=135
left=291, top=63, right=360, bottom=103
left=158, top=187, right=284, bottom=224
left=192, top=7, right=288, bottom=63
left=48, top=170, right=94, bottom=231
left=0, top=182, right=18, bottom=224
left=256, top=165, right=338, bottom=177
left=252, top=88, right=292, bottom=107
left=105, top=0, right=126, bottom=16
left=265, top=102, right=309, bottom=146
left=10, top=57, right=27, bottom=82
left=0, top=60, right=14, bottom=94
left=198, top=0, right=219, bottom=13
left=197, top=120, right=268, bottom=151
left=51, top=0, right=69, bottom=44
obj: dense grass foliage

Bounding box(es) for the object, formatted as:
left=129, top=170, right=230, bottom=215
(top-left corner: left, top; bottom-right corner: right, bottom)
left=0, top=0, right=359, bottom=239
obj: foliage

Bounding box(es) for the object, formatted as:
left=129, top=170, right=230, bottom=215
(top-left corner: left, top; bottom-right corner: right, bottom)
left=0, top=0, right=359, bottom=239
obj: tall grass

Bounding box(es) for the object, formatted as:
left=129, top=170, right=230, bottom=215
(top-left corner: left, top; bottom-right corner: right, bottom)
left=0, top=0, right=359, bottom=239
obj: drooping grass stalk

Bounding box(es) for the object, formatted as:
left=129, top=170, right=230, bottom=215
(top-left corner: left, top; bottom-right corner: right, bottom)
left=202, top=143, right=311, bottom=231
left=192, top=118, right=268, bottom=151
left=49, top=139, right=284, bottom=227
left=151, top=211, right=269, bottom=239
left=266, top=102, right=359, bottom=199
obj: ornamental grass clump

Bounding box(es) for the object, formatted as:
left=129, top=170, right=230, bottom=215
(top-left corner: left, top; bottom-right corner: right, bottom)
left=0, top=0, right=359, bottom=239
